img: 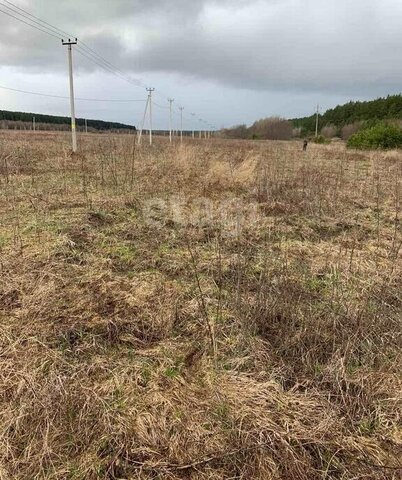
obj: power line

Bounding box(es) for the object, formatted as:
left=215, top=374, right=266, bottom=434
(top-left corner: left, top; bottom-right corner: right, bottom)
left=1, top=0, right=72, bottom=37
left=0, top=1, right=146, bottom=90
left=153, top=101, right=169, bottom=109
left=0, top=84, right=146, bottom=102
left=76, top=43, right=145, bottom=88
left=74, top=47, right=129, bottom=79
left=0, top=1, right=215, bottom=133
left=0, top=6, right=61, bottom=39
left=78, top=41, right=146, bottom=88
left=74, top=47, right=145, bottom=90
left=0, top=1, right=64, bottom=38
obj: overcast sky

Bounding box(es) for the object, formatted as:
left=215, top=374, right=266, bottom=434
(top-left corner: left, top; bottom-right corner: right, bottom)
left=0, top=0, right=401, bottom=129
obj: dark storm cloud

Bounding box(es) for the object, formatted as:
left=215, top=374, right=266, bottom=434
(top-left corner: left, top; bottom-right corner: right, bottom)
left=0, top=0, right=214, bottom=72
left=0, top=0, right=401, bottom=96
left=118, top=0, right=402, bottom=95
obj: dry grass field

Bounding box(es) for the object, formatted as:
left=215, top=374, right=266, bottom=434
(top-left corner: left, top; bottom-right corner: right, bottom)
left=0, top=131, right=401, bottom=479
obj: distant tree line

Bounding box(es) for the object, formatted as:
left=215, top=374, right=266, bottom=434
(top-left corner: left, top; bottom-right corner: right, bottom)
left=292, top=94, right=402, bottom=137
left=221, top=117, right=293, bottom=140
left=0, top=109, right=136, bottom=132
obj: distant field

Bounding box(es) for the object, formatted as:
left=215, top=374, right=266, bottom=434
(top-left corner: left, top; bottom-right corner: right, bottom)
left=0, top=132, right=401, bottom=479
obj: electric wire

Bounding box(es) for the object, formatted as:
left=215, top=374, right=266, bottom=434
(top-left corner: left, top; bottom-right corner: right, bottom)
left=78, top=40, right=146, bottom=88
left=0, top=1, right=64, bottom=38
left=75, top=47, right=146, bottom=90
left=1, top=0, right=72, bottom=37
left=0, top=0, right=215, bottom=130
left=0, top=84, right=146, bottom=102
left=0, top=6, right=60, bottom=39
left=153, top=102, right=169, bottom=109
left=0, top=1, right=146, bottom=90
left=1, top=0, right=146, bottom=88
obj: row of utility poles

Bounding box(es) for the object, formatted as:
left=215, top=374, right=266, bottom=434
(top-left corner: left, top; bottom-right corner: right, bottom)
left=61, top=38, right=215, bottom=152
left=61, top=38, right=323, bottom=151
left=137, top=90, right=214, bottom=146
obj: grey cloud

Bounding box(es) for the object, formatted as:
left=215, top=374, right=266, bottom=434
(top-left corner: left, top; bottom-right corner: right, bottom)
left=117, top=0, right=402, bottom=95
left=1, top=0, right=401, bottom=95
left=0, top=0, right=216, bottom=72
left=0, top=0, right=401, bottom=125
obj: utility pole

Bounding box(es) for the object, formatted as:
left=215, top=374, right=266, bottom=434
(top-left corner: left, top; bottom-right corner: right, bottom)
left=191, top=113, right=195, bottom=139
left=85, top=118, right=88, bottom=134
left=32, top=116, right=35, bottom=132
left=146, top=87, right=155, bottom=145
left=201, top=120, right=207, bottom=139
left=168, top=98, right=174, bottom=144
left=315, top=104, right=320, bottom=138
left=179, top=107, right=184, bottom=144
left=137, top=93, right=150, bottom=145
left=62, top=38, right=78, bottom=153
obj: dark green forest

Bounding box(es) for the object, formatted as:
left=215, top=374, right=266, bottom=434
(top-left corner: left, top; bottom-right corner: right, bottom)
left=292, top=94, right=402, bottom=135
left=0, top=109, right=136, bottom=131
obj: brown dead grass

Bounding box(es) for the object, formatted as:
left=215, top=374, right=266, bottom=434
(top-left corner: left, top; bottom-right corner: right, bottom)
left=0, top=132, right=401, bottom=479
